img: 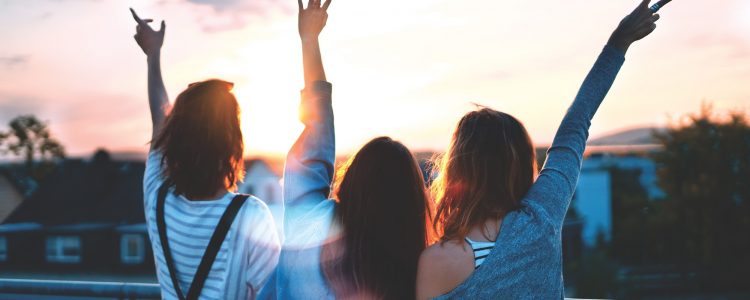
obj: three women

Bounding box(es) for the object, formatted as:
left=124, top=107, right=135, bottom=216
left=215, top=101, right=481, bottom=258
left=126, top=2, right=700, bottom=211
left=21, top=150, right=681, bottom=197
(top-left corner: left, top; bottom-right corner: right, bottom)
left=134, top=0, right=662, bottom=298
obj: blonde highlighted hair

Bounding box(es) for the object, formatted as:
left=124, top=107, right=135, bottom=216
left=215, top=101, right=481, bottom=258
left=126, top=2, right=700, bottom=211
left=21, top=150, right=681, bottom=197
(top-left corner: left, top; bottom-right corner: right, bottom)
left=431, top=107, right=537, bottom=242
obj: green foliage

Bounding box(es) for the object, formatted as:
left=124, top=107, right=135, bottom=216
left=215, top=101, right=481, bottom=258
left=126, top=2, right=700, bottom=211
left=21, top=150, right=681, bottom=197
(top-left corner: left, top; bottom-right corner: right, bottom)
left=604, top=104, right=750, bottom=295
left=610, top=168, right=677, bottom=266
left=0, top=115, right=65, bottom=179
left=610, top=167, right=650, bottom=263
left=652, top=104, right=750, bottom=289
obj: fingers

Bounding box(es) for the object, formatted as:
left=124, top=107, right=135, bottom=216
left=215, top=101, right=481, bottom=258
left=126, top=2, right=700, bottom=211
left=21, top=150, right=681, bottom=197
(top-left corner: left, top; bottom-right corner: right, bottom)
left=631, top=1, right=644, bottom=15
left=300, top=0, right=327, bottom=11
left=143, top=19, right=154, bottom=23
left=632, top=0, right=654, bottom=19
left=129, top=8, right=145, bottom=25
left=633, top=4, right=657, bottom=24
left=159, top=20, right=166, bottom=34
left=636, top=12, right=659, bottom=28
left=635, top=23, right=657, bottom=40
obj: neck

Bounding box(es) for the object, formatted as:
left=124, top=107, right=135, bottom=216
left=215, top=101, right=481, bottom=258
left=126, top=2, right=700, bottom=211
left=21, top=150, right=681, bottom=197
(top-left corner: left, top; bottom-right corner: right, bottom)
left=468, top=217, right=504, bottom=242
left=186, top=188, right=230, bottom=201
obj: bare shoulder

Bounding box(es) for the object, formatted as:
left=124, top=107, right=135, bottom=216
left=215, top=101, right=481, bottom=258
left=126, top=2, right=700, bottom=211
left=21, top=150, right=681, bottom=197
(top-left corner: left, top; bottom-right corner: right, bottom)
left=420, top=240, right=470, bottom=265
left=416, top=240, right=475, bottom=300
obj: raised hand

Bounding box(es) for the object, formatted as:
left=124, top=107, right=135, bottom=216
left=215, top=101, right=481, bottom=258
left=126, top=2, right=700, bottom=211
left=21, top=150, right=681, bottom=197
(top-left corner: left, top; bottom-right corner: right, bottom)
left=130, top=8, right=166, bottom=57
left=608, top=0, right=661, bottom=53
left=298, top=0, right=332, bottom=42
left=297, top=0, right=331, bottom=84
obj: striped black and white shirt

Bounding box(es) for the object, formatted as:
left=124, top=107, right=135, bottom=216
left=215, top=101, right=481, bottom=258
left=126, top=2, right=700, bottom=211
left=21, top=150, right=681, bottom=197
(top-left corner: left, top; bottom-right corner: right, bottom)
left=464, top=238, right=495, bottom=269
left=143, top=152, right=281, bottom=299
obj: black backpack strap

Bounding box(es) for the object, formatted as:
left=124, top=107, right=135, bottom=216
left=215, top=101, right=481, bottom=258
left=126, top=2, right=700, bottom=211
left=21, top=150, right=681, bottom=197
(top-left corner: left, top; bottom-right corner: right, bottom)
left=185, top=192, right=249, bottom=299
left=157, top=183, right=186, bottom=300
left=156, top=183, right=250, bottom=300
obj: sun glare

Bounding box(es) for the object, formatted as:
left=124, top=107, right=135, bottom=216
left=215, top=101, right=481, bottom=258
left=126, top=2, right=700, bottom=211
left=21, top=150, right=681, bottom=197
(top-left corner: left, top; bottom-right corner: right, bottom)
left=235, top=84, right=302, bottom=157
left=229, top=36, right=305, bottom=157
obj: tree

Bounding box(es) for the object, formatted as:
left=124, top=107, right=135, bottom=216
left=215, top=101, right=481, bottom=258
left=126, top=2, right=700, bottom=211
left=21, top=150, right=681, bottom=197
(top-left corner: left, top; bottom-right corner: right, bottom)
left=0, top=115, right=65, bottom=176
left=653, top=104, right=750, bottom=289
left=609, top=167, right=678, bottom=265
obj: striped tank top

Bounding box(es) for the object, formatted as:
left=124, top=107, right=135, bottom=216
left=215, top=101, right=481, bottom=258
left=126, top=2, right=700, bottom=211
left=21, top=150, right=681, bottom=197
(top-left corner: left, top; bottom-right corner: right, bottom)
left=465, top=238, right=495, bottom=269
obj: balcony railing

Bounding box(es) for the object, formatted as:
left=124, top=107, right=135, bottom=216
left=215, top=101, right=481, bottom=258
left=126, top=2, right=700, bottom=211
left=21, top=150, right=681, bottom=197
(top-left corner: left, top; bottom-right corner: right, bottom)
left=0, top=278, right=160, bottom=299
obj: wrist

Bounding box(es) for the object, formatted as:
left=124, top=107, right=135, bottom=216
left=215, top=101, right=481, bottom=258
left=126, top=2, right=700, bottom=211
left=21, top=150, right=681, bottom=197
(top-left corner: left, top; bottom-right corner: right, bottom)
left=606, top=37, right=631, bottom=54
left=300, top=36, right=320, bottom=44
left=146, top=51, right=161, bottom=63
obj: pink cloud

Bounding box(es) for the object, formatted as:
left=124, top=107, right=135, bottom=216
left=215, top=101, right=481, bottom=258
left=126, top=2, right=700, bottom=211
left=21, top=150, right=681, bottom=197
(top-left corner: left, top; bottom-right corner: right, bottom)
left=183, top=0, right=295, bottom=32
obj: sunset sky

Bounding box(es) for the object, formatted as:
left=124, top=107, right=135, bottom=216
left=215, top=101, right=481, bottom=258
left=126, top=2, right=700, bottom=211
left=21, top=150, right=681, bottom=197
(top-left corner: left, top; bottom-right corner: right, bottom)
left=1, top=0, right=749, bottom=157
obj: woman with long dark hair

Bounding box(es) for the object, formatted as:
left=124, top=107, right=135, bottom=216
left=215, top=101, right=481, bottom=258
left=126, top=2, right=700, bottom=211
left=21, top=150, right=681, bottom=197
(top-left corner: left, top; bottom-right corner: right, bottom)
left=264, top=0, right=434, bottom=298
left=417, top=1, right=662, bottom=298
left=131, top=9, right=280, bottom=299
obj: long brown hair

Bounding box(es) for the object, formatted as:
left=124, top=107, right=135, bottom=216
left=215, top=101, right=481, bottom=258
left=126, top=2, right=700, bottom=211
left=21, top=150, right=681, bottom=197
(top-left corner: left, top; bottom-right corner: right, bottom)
left=152, top=79, right=244, bottom=199
left=432, top=107, right=537, bottom=242
left=322, top=137, right=434, bottom=299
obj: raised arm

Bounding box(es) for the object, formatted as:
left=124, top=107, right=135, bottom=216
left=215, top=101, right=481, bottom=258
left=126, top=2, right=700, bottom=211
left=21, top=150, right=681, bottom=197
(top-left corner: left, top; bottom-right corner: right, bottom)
left=130, top=8, right=169, bottom=142
left=525, top=0, right=660, bottom=227
left=283, top=0, right=334, bottom=211
left=299, top=0, right=331, bottom=85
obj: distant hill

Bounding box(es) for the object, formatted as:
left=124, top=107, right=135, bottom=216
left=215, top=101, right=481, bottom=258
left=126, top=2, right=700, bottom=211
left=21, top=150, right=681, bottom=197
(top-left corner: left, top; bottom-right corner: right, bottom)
left=589, top=127, right=666, bottom=146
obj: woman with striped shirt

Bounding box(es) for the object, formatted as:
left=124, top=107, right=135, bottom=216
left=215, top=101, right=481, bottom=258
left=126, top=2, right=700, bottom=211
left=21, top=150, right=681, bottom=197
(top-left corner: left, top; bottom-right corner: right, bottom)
left=130, top=9, right=281, bottom=300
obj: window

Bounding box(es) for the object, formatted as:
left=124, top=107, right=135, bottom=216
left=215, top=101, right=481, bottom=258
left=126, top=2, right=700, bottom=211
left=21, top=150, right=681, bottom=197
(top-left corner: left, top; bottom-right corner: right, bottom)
left=0, top=236, right=7, bottom=262
left=46, top=236, right=81, bottom=264
left=121, top=234, right=145, bottom=264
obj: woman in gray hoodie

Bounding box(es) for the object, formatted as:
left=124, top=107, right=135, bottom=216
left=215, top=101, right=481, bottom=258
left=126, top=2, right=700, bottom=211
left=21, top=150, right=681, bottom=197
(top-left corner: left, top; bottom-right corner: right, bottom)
left=417, top=1, right=662, bottom=298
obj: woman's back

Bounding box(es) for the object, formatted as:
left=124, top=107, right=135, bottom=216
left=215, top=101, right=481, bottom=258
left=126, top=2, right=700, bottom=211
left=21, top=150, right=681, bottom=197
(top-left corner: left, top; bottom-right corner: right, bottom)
left=418, top=38, right=641, bottom=300
left=418, top=2, right=663, bottom=296
left=426, top=204, right=563, bottom=299
left=271, top=1, right=432, bottom=298
left=130, top=9, right=281, bottom=298
left=143, top=152, right=281, bottom=299
left=273, top=197, right=338, bottom=299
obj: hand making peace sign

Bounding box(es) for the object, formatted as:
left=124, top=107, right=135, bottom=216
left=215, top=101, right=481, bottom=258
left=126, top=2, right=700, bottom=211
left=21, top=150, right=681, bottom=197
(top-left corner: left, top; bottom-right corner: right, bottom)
left=298, top=0, right=332, bottom=42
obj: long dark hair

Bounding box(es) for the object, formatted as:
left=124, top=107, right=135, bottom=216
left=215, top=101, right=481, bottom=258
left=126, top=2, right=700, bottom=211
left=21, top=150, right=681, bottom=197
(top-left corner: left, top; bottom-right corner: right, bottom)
left=432, top=107, right=537, bottom=242
left=322, top=137, right=434, bottom=299
left=152, top=79, right=244, bottom=199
